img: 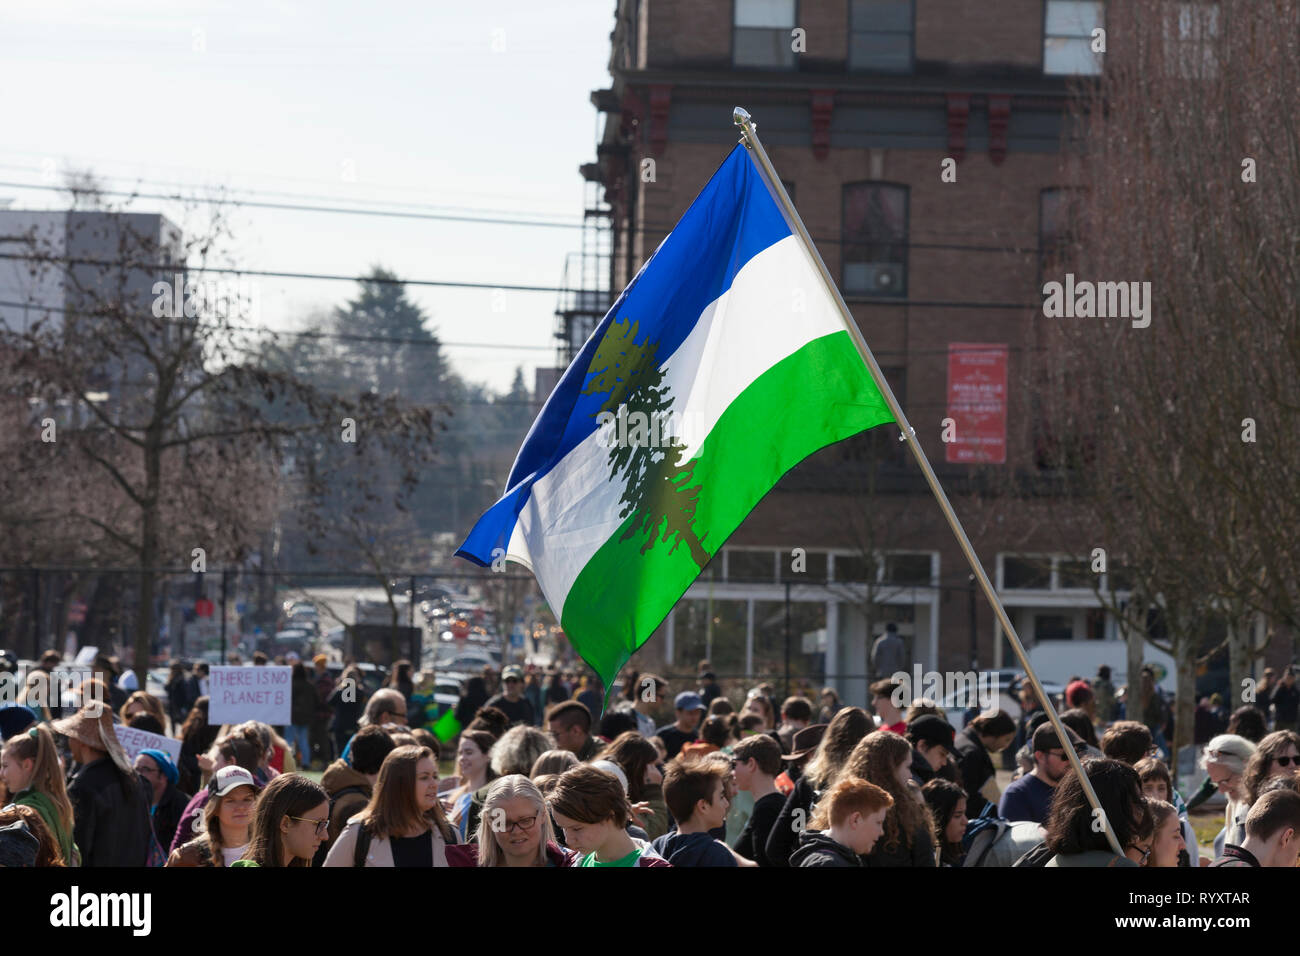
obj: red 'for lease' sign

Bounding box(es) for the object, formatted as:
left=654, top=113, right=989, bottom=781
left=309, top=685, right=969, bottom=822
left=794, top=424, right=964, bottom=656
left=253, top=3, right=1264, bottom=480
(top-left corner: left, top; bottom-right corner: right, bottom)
left=946, top=343, right=1007, bottom=465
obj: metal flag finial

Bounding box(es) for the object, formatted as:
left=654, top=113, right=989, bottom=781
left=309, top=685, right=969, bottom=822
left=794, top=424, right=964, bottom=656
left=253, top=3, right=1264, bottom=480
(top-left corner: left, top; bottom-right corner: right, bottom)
left=733, top=107, right=755, bottom=143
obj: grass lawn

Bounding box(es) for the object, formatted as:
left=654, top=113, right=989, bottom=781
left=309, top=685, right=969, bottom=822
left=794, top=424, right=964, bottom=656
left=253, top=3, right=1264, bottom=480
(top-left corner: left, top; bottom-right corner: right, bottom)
left=1189, top=810, right=1223, bottom=850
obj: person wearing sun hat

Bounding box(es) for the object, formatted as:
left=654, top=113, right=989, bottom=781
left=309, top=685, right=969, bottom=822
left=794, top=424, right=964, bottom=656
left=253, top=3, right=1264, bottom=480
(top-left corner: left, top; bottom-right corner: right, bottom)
left=51, top=694, right=153, bottom=867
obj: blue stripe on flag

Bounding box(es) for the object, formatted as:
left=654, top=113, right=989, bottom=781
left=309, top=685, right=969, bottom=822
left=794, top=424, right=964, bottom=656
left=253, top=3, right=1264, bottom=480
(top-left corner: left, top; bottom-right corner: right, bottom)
left=457, top=143, right=789, bottom=567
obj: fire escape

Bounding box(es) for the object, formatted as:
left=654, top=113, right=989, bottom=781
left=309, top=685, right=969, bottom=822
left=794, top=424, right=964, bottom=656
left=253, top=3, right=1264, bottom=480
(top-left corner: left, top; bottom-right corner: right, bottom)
left=553, top=175, right=612, bottom=369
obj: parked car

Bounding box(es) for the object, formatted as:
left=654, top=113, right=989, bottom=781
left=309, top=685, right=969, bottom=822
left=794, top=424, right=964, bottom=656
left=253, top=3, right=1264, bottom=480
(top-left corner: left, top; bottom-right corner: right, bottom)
left=940, top=670, right=1064, bottom=730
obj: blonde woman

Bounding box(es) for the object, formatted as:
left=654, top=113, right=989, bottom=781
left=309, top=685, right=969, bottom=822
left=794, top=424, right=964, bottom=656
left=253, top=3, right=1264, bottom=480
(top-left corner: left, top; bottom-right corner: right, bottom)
left=1, top=725, right=78, bottom=864
left=473, top=774, right=569, bottom=867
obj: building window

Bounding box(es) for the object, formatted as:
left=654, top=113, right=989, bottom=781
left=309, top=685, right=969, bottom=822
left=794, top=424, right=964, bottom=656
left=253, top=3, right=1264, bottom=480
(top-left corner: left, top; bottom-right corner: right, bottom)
left=1044, top=0, right=1104, bottom=75
left=884, top=553, right=931, bottom=586
left=842, top=182, right=907, bottom=297
left=734, top=0, right=797, bottom=70
left=848, top=0, right=913, bottom=73
left=1166, top=2, right=1220, bottom=78
left=1039, top=188, right=1069, bottom=270
left=1003, top=556, right=1051, bottom=590
left=1033, top=613, right=1074, bottom=641
left=833, top=552, right=876, bottom=583
left=1057, top=558, right=1093, bottom=589
left=727, top=548, right=776, bottom=582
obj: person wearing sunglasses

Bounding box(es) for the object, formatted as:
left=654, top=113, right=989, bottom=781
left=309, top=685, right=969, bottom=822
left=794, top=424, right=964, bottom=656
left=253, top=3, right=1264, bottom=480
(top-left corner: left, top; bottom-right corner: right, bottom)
left=1243, top=730, right=1300, bottom=807
left=999, top=723, right=1085, bottom=825
left=324, top=745, right=458, bottom=867
left=1202, top=733, right=1256, bottom=859
left=468, top=774, right=570, bottom=867
left=232, top=773, right=329, bottom=867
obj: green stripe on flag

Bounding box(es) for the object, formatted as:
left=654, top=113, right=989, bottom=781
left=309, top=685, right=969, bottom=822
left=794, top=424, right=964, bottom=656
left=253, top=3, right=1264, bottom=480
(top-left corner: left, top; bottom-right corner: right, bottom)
left=561, top=329, right=894, bottom=690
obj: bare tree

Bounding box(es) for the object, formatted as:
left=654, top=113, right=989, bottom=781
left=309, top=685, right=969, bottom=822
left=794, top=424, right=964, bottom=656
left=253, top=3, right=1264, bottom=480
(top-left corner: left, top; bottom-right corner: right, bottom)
left=1, top=195, right=437, bottom=673
left=1036, top=0, right=1300, bottom=763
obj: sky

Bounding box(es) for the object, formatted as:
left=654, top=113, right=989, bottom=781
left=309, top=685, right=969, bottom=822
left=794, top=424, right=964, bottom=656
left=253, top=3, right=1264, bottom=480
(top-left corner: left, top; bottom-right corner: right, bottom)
left=0, top=0, right=616, bottom=392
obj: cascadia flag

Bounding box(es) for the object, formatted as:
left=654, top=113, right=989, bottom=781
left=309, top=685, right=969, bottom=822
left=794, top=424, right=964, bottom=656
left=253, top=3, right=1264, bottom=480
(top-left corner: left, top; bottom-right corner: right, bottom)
left=457, top=144, right=895, bottom=702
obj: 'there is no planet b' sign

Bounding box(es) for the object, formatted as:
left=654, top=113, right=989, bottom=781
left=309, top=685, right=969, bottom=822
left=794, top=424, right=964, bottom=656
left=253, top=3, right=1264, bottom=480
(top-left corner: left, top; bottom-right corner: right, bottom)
left=208, top=665, right=292, bottom=725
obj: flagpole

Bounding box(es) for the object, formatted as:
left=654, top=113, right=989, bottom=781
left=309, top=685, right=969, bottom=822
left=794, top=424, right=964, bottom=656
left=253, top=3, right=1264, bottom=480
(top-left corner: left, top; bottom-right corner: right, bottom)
left=732, top=106, right=1123, bottom=858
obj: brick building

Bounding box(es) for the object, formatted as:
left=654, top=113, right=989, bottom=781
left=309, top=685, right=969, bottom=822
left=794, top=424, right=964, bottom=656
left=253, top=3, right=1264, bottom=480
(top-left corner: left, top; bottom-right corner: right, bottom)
left=572, top=0, right=1193, bottom=704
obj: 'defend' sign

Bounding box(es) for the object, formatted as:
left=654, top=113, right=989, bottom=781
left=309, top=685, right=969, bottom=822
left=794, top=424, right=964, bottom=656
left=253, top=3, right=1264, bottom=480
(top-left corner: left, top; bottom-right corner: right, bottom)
left=114, top=724, right=182, bottom=765
left=208, top=666, right=292, bottom=725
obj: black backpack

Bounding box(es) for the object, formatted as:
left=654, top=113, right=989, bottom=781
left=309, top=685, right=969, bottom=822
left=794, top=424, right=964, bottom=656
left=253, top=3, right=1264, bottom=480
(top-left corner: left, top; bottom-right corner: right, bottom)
left=352, top=822, right=372, bottom=868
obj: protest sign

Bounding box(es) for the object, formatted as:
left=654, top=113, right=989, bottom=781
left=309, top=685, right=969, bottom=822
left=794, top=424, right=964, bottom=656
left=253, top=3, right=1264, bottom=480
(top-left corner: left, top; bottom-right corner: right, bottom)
left=114, top=724, right=182, bottom=765
left=208, top=665, right=292, bottom=725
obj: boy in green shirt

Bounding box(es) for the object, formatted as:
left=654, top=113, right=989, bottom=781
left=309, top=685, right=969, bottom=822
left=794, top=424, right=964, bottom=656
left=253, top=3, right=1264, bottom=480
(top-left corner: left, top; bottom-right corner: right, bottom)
left=547, top=765, right=670, bottom=867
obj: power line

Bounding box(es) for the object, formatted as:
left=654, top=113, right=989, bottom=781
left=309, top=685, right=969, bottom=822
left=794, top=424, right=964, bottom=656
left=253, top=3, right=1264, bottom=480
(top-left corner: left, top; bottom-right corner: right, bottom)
left=0, top=299, right=554, bottom=352
left=0, top=175, right=1046, bottom=254
left=0, top=162, right=583, bottom=222
left=0, top=252, right=564, bottom=293
left=0, top=253, right=1043, bottom=309
left=0, top=179, right=589, bottom=232
left=0, top=297, right=1047, bottom=362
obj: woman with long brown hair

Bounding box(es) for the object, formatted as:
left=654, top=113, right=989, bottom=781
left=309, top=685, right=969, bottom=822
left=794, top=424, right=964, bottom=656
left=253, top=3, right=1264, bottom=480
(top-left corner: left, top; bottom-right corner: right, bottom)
left=166, top=766, right=259, bottom=867
left=233, top=773, right=329, bottom=868
left=324, top=745, right=459, bottom=867
left=835, top=730, right=935, bottom=867
left=765, top=706, right=873, bottom=867
left=169, top=731, right=260, bottom=852
left=0, top=725, right=77, bottom=865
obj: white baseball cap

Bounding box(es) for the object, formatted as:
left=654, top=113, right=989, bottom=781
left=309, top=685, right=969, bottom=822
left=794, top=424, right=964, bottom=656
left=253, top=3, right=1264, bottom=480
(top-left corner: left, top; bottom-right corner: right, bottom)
left=212, top=765, right=259, bottom=798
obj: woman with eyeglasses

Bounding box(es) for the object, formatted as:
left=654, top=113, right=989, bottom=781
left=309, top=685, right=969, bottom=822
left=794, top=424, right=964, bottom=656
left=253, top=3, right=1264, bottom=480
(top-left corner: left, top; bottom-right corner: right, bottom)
left=166, top=766, right=260, bottom=867
left=232, top=773, right=329, bottom=867
left=324, top=745, right=458, bottom=867
left=1202, top=733, right=1256, bottom=859
left=470, top=774, right=571, bottom=867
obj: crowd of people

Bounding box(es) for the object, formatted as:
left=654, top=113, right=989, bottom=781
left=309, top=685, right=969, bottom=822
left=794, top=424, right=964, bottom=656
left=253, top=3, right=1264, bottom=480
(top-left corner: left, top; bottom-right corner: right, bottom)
left=2, top=647, right=1299, bottom=870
